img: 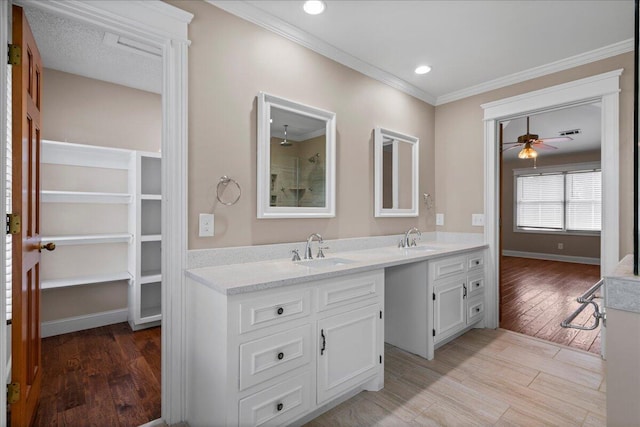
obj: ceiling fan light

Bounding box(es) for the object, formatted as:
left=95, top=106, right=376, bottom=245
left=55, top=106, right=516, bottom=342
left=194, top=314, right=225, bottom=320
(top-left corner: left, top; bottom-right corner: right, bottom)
left=518, top=144, right=538, bottom=159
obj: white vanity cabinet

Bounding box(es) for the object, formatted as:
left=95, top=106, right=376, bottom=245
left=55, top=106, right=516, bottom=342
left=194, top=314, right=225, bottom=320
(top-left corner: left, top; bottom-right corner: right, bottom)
left=385, top=248, right=486, bottom=360
left=186, top=269, right=385, bottom=427
left=431, top=251, right=486, bottom=345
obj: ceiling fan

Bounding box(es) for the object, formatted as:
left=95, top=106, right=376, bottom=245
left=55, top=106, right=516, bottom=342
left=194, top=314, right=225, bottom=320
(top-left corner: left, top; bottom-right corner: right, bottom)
left=502, top=116, right=573, bottom=159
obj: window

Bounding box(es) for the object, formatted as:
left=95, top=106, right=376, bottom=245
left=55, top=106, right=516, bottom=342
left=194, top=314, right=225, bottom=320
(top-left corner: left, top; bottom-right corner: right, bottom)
left=515, top=163, right=601, bottom=234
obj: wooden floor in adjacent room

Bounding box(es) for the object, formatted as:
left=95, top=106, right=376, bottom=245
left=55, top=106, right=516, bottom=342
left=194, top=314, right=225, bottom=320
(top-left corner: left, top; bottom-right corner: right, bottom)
left=499, top=256, right=601, bottom=354
left=307, top=328, right=605, bottom=426
left=33, top=323, right=161, bottom=426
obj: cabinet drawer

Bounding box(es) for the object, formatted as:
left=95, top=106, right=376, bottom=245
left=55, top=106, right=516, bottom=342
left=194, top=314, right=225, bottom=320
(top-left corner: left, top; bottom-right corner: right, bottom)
left=239, top=324, right=312, bottom=391
left=431, top=256, right=466, bottom=280
left=239, top=371, right=312, bottom=427
left=317, top=271, right=383, bottom=313
left=467, top=275, right=484, bottom=298
left=239, top=289, right=311, bottom=334
left=467, top=296, right=484, bottom=326
left=467, top=253, right=484, bottom=271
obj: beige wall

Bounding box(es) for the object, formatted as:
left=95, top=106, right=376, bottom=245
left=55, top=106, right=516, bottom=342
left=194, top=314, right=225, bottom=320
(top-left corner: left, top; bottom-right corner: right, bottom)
left=435, top=53, right=634, bottom=257
left=40, top=69, right=161, bottom=322
left=168, top=1, right=435, bottom=249
left=43, top=68, right=161, bottom=151
left=501, top=150, right=601, bottom=258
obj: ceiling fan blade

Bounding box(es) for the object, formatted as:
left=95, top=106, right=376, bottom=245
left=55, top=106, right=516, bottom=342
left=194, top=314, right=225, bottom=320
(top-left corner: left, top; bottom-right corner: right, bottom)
left=501, top=144, right=522, bottom=152
left=538, top=136, right=573, bottom=144
left=536, top=142, right=558, bottom=150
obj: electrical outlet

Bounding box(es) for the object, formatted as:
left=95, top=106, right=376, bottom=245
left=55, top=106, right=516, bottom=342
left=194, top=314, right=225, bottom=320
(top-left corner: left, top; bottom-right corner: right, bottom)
left=558, top=243, right=564, bottom=250
left=436, top=213, right=444, bottom=226
left=472, top=214, right=485, bottom=226
left=199, top=213, right=214, bottom=237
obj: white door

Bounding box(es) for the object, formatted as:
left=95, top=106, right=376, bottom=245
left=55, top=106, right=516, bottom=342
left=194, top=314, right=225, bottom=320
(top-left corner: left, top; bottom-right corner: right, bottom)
left=434, top=276, right=465, bottom=343
left=317, top=304, right=380, bottom=404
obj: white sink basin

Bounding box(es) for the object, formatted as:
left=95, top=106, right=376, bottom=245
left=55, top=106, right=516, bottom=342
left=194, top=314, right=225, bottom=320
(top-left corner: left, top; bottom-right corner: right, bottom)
left=403, top=245, right=438, bottom=252
left=295, top=257, right=356, bottom=268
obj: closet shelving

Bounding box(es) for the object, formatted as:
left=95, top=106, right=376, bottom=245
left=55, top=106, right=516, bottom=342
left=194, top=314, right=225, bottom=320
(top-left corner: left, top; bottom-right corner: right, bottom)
left=41, top=140, right=162, bottom=330
left=128, top=152, right=162, bottom=329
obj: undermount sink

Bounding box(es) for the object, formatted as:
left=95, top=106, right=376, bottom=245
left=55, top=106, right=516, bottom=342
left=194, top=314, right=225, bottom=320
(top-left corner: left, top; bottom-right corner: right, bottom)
left=294, top=257, right=356, bottom=268
left=402, top=245, right=438, bottom=252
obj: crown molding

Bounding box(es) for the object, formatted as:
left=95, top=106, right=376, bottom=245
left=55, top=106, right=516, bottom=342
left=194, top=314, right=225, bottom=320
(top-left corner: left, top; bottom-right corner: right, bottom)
left=436, top=39, right=633, bottom=106
left=206, top=0, right=437, bottom=105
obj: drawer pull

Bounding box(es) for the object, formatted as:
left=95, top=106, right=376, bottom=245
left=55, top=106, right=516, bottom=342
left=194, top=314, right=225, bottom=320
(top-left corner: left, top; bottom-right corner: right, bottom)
left=320, top=329, right=326, bottom=355
left=277, top=307, right=284, bottom=315
left=277, top=352, right=284, bottom=360
left=475, top=307, right=481, bottom=313
left=474, top=260, right=480, bottom=265
left=276, top=402, right=284, bottom=412
left=463, top=283, right=467, bottom=298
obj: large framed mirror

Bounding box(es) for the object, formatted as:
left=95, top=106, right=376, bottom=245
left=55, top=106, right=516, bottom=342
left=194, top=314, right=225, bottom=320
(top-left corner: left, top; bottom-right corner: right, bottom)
left=257, top=92, right=336, bottom=218
left=374, top=127, right=419, bottom=217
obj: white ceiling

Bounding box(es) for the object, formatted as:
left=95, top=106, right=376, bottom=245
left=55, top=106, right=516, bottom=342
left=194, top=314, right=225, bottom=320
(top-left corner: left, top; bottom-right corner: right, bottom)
left=213, top=0, right=634, bottom=105
left=501, top=103, right=602, bottom=160
left=22, top=5, right=162, bottom=94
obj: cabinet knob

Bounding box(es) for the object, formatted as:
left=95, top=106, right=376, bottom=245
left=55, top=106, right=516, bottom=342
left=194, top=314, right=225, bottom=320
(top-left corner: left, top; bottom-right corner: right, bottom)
left=476, top=307, right=481, bottom=312
left=277, top=307, right=284, bottom=315
left=277, top=352, right=284, bottom=360
left=276, top=402, right=284, bottom=412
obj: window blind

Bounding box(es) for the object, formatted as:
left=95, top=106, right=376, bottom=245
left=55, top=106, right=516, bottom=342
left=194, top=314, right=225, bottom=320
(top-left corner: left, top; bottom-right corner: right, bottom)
left=566, top=171, right=601, bottom=231
left=516, top=173, right=564, bottom=230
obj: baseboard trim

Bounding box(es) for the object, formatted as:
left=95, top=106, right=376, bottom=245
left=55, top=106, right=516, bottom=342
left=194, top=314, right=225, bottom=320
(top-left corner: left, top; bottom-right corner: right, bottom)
left=41, top=308, right=128, bottom=338
left=502, top=250, right=600, bottom=265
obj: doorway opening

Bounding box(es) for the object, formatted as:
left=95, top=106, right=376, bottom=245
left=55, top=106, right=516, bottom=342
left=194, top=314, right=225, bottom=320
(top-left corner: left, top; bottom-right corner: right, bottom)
left=498, top=104, right=603, bottom=353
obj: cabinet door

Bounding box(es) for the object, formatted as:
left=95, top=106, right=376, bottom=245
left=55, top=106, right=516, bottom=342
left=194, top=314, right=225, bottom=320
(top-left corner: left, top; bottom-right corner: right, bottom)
left=433, top=277, right=465, bottom=343
left=317, top=304, right=380, bottom=404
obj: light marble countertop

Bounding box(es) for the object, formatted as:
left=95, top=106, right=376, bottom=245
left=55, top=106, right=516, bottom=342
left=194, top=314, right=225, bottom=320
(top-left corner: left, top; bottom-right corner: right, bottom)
left=185, top=241, right=487, bottom=295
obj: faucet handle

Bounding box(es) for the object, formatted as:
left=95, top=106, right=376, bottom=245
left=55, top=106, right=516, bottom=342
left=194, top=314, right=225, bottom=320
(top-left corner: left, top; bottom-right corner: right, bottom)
left=317, top=246, right=329, bottom=258
left=398, top=239, right=405, bottom=248
left=291, top=249, right=301, bottom=261
left=410, top=238, right=417, bottom=247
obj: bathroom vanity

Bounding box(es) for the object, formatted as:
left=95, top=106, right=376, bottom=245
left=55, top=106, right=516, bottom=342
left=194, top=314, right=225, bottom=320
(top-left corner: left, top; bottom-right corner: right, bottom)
left=185, top=240, right=487, bottom=426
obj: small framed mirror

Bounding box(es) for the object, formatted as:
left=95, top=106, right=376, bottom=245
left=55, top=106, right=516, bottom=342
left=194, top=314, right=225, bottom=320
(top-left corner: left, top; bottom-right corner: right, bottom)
left=374, top=127, right=419, bottom=217
left=257, top=92, right=336, bottom=218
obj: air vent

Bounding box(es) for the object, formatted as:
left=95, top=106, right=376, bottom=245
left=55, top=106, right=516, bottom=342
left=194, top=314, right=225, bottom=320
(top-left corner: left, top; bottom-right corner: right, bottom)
left=559, top=129, right=581, bottom=136
left=103, top=32, right=161, bottom=59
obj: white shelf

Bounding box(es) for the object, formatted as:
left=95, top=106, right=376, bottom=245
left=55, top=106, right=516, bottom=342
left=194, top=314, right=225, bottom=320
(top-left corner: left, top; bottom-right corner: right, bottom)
left=42, top=271, right=132, bottom=290
left=141, top=194, right=162, bottom=200
left=140, top=306, right=162, bottom=320
left=42, top=140, right=133, bottom=170
left=141, top=234, right=161, bottom=242
left=42, top=190, right=132, bottom=204
left=41, top=233, right=132, bottom=246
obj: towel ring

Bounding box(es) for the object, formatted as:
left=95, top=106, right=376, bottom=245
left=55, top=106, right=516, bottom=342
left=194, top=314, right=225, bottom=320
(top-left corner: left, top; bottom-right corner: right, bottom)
left=217, top=176, right=241, bottom=206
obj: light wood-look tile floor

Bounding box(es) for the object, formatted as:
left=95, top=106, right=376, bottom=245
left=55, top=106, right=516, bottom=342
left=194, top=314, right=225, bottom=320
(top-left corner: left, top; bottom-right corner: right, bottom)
left=306, top=328, right=605, bottom=426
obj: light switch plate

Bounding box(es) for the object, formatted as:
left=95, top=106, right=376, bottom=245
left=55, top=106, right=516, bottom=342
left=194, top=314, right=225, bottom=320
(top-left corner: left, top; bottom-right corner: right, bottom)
left=472, top=213, right=485, bottom=226
left=199, top=213, right=214, bottom=237
left=436, top=213, right=444, bottom=226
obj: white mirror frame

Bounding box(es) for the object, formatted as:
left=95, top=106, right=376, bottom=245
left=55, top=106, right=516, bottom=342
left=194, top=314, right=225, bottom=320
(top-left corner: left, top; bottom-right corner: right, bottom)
left=374, top=127, right=419, bottom=217
left=257, top=92, right=336, bottom=218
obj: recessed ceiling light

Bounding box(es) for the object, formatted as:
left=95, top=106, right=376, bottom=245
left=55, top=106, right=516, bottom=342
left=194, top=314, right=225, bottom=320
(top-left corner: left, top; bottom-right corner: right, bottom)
left=414, top=65, right=431, bottom=75
left=303, top=1, right=326, bottom=15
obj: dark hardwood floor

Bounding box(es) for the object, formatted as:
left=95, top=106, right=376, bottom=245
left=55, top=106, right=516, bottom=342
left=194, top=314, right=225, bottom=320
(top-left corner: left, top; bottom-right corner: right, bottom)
left=500, top=256, right=601, bottom=354
left=33, top=323, right=161, bottom=426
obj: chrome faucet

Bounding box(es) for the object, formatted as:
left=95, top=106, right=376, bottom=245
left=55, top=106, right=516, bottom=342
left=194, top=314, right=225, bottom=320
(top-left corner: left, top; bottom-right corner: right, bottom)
left=399, top=227, right=421, bottom=248
left=304, top=233, right=324, bottom=259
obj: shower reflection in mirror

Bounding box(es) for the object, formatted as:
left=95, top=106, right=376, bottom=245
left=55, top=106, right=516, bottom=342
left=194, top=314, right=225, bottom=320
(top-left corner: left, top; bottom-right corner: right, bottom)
left=257, top=92, right=336, bottom=218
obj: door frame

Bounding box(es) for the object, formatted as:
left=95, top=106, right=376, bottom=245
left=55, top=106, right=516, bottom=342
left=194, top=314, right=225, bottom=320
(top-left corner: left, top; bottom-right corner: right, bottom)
left=0, top=1, right=193, bottom=424
left=482, top=69, right=622, bottom=330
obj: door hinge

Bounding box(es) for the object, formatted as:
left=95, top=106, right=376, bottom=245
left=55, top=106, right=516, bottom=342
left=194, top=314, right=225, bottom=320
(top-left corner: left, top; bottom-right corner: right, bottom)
left=379, top=355, right=382, bottom=364
left=432, top=329, right=436, bottom=337
left=379, top=310, right=382, bottom=319
left=433, top=293, right=436, bottom=301
left=6, top=213, right=20, bottom=235
left=7, top=44, right=21, bottom=66
left=7, top=382, right=20, bottom=404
